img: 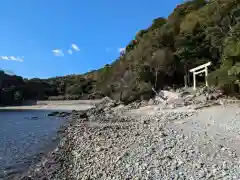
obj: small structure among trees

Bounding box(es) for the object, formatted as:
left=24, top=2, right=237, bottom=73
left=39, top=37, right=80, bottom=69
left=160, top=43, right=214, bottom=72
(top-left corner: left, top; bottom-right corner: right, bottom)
left=189, top=62, right=211, bottom=90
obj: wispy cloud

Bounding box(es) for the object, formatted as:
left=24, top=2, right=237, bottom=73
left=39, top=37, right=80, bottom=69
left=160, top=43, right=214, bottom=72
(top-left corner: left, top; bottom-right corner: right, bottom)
left=52, top=49, right=64, bottom=57
left=0, top=56, right=24, bottom=62
left=52, top=44, right=81, bottom=57
left=71, top=44, right=80, bottom=52
left=68, top=49, right=73, bottom=55
left=118, top=47, right=126, bottom=53
left=1, top=56, right=9, bottom=60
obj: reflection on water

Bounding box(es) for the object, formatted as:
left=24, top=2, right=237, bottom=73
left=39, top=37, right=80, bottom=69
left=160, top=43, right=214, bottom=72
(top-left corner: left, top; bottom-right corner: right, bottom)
left=0, top=109, right=66, bottom=178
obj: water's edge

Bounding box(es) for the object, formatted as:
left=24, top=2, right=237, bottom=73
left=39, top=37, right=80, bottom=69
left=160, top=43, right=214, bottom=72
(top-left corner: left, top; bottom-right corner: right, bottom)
left=1, top=110, right=72, bottom=180
left=3, top=100, right=101, bottom=180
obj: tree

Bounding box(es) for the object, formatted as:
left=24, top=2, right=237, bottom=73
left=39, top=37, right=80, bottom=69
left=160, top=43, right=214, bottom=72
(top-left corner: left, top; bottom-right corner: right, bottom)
left=206, top=26, right=226, bottom=61
left=151, top=48, right=174, bottom=89
left=148, top=17, right=167, bottom=31
left=175, top=22, right=210, bottom=87
left=14, top=90, right=23, bottom=104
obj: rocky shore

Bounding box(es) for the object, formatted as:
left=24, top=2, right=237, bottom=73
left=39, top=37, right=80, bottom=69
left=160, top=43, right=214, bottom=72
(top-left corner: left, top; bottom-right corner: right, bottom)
left=12, top=87, right=240, bottom=179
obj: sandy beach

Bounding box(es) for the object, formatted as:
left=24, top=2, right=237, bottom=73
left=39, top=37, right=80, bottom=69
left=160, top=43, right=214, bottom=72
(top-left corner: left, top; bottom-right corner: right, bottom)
left=0, top=100, right=103, bottom=111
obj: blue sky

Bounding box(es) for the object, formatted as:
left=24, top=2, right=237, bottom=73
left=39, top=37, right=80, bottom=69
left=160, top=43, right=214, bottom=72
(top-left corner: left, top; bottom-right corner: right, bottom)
left=0, top=0, right=183, bottom=79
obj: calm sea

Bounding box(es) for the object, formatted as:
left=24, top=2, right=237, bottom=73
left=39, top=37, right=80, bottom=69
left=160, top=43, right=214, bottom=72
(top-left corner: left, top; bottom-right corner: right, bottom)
left=0, top=109, right=66, bottom=179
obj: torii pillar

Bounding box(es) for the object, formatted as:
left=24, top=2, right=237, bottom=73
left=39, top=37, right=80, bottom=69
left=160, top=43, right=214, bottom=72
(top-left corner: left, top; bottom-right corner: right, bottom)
left=189, top=62, right=211, bottom=90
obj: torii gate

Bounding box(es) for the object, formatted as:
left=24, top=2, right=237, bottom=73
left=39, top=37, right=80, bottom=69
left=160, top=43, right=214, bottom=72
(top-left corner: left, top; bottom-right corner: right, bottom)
left=189, top=62, right=211, bottom=90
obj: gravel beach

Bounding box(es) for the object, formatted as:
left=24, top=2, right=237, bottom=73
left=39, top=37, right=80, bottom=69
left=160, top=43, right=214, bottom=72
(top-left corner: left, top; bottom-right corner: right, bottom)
left=53, top=99, right=240, bottom=179
left=11, top=88, right=240, bottom=179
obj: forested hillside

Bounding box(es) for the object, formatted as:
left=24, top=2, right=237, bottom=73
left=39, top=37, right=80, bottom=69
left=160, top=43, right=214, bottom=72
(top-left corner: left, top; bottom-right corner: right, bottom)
left=0, top=71, right=57, bottom=105
left=1, top=0, right=240, bottom=105
left=82, top=0, right=240, bottom=103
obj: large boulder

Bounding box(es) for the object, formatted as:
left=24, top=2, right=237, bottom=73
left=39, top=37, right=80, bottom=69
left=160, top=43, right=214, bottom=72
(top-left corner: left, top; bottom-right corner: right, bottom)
left=162, top=90, right=181, bottom=100
left=86, top=97, right=120, bottom=118
left=85, top=97, right=132, bottom=123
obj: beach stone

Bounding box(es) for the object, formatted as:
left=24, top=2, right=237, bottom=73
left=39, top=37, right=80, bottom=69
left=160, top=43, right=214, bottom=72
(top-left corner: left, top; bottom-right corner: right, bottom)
left=15, top=91, right=240, bottom=180
left=48, top=111, right=59, bottom=116
left=20, top=176, right=33, bottom=180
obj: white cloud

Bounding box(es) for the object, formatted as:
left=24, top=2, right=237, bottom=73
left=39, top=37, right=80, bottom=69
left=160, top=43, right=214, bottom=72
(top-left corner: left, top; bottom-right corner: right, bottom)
left=118, top=47, right=126, bottom=53
left=10, top=56, right=17, bottom=60
left=52, top=49, right=64, bottom=57
left=1, top=56, right=9, bottom=60
left=0, top=56, right=23, bottom=62
left=52, top=44, right=80, bottom=56
left=68, top=49, right=73, bottom=55
left=71, top=44, right=80, bottom=52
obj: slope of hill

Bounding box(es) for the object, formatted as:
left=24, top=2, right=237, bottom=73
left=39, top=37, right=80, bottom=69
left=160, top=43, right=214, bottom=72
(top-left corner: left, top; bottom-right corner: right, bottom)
left=0, top=71, right=57, bottom=105
left=1, top=0, right=240, bottom=105
left=47, top=0, right=240, bottom=103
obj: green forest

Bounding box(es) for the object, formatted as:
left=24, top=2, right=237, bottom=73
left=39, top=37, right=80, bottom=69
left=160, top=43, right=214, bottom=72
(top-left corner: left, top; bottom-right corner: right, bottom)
left=1, top=0, right=240, bottom=105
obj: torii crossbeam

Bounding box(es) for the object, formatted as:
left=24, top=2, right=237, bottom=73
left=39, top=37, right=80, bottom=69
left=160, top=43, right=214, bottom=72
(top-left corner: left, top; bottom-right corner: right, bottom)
left=189, top=62, right=211, bottom=90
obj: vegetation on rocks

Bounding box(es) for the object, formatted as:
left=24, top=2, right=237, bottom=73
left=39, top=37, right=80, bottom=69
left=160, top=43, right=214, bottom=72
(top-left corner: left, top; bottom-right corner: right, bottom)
left=1, top=0, right=240, bottom=105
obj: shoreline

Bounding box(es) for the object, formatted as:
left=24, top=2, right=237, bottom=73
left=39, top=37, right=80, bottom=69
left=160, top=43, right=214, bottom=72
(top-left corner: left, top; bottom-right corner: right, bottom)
left=7, top=92, right=240, bottom=179
left=8, top=118, right=73, bottom=180
left=0, top=100, right=103, bottom=111
left=3, top=100, right=101, bottom=180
